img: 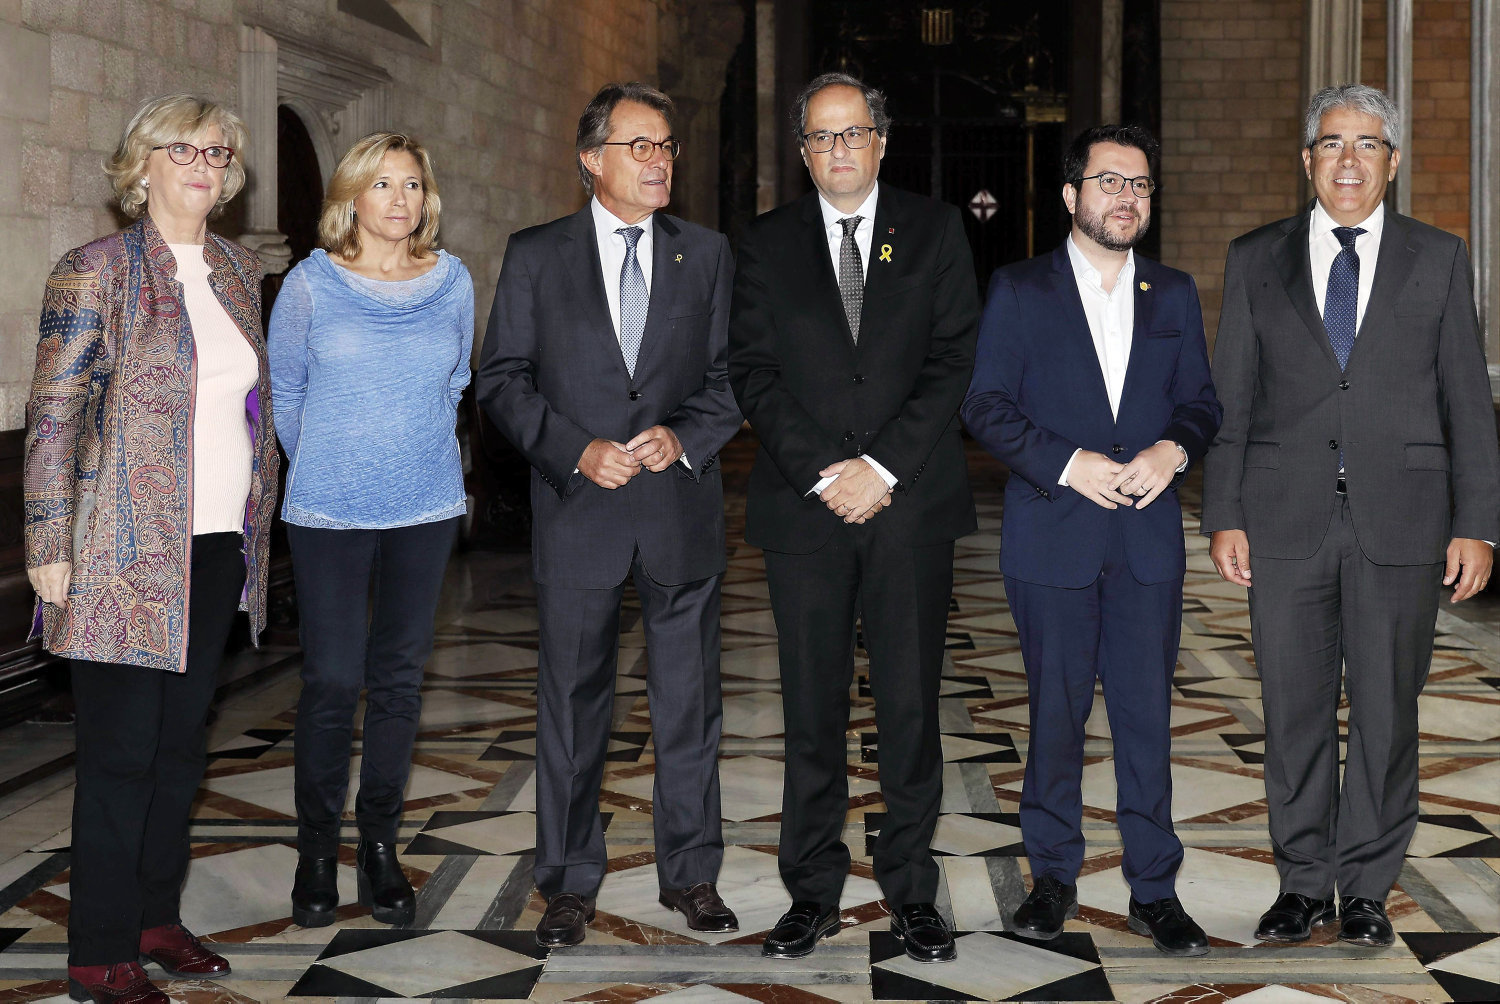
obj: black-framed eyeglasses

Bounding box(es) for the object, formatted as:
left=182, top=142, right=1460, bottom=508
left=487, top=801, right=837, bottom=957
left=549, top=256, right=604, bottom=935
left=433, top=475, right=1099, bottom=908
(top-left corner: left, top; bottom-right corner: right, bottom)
left=600, top=137, right=682, bottom=162
left=1307, top=136, right=1392, bottom=159
left=153, top=142, right=235, bottom=169
left=1072, top=172, right=1157, bottom=197
left=801, top=125, right=879, bottom=153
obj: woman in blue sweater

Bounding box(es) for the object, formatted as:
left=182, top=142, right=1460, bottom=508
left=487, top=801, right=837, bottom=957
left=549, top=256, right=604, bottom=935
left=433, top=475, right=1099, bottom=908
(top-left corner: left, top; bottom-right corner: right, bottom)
left=269, top=132, right=473, bottom=928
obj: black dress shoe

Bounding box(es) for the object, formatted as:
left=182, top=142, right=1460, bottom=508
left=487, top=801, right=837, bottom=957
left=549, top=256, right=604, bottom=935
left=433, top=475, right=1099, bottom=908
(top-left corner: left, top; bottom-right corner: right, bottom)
left=1128, top=896, right=1210, bottom=957
left=1338, top=896, right=1394, bottom=947
left=890, top=903, right=957, bottom=963
left=659, top=882, right=739, bottom=932
left=761, top=901, right=841, bottom=959
left=1255, top=892, right=1337, bottom=943
left=1012, top=875, right=1078, bottom=940
left=291, top=856, right=339, bottom=928
left=356, top=841, right=415, bottom=926
left=536, top=893, right=595, bottom=948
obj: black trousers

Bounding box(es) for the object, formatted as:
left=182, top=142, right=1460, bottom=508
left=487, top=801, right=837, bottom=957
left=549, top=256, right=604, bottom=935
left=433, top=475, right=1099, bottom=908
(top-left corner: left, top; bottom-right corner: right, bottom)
left=289, top=518, right=458, bottom=856
left=763, top=526, right=954, bottom=910
left=68, top=531, right=245, bottom=965
left=533, top=553, right=724, bottom=898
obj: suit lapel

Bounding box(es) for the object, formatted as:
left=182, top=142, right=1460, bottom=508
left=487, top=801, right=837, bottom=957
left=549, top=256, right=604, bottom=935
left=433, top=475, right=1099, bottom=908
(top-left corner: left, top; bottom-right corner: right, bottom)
left=854, top=187, right=900, bottom=352
left=557, top=205, right=631, bottom=382
left=1270, top=209, right=1342, bottom=371
left=633, top=212, right=679, bottom=376
left=1116, top=254, right=1157, bottom=418
left=1352, top=211, right=1416, bottom=348
left=797, top=194, right=857, bottom=351
left=1047, top=244, right=1116, bottom=427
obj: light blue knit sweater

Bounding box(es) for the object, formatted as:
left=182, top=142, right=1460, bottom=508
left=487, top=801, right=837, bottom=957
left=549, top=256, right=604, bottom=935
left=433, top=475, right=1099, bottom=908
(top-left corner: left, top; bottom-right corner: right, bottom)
left=268, top=248, right=473, bottom=529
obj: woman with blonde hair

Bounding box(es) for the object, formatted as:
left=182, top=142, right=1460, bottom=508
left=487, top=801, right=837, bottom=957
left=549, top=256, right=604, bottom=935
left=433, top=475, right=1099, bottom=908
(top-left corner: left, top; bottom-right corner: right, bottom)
left=24, top=93, right=276, bottom=1003
left=269, top=131, right=472, bottom=927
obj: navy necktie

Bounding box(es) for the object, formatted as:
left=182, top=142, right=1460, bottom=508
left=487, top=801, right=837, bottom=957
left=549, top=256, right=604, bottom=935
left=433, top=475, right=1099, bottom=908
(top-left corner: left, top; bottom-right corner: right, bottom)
left=617, top=226, right=647, bottom=377
left=1323, top=226, right=1365, bottom=370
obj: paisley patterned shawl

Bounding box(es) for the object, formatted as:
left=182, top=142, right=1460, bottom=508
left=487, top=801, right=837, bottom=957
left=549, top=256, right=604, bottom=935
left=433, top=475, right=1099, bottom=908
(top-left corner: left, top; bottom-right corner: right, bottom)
left=23, top=217, right=279, bottom=672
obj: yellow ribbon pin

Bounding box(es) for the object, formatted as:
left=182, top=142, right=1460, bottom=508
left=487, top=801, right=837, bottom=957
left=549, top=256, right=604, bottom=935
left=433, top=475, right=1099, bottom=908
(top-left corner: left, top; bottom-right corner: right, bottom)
left=879, top=244, right=893, bottom=263
left=1139, top=281, right=1151, bottom=291
left=675, top=253, right=683, bottom=263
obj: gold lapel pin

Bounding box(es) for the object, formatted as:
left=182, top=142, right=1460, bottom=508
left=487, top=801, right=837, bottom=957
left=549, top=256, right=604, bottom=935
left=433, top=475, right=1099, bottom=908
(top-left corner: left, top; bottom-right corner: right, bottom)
left=879, top=244, right=893, bottom=263
left=1139, top=281, right=1151, bottom=291
left=674, top=253, right=683, bottom=263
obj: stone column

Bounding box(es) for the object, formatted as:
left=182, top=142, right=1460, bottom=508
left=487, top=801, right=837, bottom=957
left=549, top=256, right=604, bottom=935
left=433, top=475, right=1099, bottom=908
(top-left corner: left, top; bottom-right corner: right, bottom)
left=1387, top=0, right=1413, bottom=215
left=1305, top=0, right=1362, bottom=93
left=756, top=0, right=778, bottom=214
left=236, top=26, right=291, bottom=276
left=1473, top=0, right=1499, bottom=366
left=1101, top=0, right=1123, bottom=122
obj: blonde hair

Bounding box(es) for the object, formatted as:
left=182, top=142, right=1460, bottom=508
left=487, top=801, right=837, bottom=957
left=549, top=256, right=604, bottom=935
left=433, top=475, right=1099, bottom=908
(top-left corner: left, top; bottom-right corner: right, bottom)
left=319, top=132, right=442, bottom=259
left=106, top=94, right=248, bottom=219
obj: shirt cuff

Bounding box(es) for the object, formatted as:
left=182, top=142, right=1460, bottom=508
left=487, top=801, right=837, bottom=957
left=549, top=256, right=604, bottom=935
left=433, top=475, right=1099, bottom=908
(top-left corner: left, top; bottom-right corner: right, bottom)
left=1058, top=448, right=1082, bottom=487
left=1156, top=439, right=1188, bottom=473
left=680, top=454, right=692, bottom=470
left=808, top=474, right=836, bottom=497
left=861, top=456, right=898, bottom=490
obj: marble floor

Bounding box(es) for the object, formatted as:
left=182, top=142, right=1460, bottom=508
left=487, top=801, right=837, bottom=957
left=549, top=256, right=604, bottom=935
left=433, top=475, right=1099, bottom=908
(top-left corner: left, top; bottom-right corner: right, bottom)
left=1, top=436, right=1497, bottom=1003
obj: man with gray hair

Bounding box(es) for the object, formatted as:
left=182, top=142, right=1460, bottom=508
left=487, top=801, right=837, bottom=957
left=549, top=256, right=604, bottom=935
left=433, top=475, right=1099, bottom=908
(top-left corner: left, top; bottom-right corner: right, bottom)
left=478, top=81, right=743, bottom=947
left=1203, top=83, right=1498, bottom=947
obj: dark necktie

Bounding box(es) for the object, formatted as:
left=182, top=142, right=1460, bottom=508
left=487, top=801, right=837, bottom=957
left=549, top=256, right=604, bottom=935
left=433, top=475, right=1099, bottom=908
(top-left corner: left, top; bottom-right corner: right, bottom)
left=1323, top=226, right=1365, bottom=370
left=616, top=226, right=647, bottom=377
left=838, top=216, right=864, bottom=342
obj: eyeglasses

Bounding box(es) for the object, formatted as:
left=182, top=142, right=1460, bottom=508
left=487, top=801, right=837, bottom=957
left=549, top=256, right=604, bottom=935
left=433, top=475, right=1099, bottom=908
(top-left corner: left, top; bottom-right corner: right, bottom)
left=153, top=142, right=235, bottom=168
left=801, top=125, right=879, bottom=154
left=600, top=137, right=682, bottom=162
left=1308, top=137, right=1392, bottom=159
left=1072, top=172, right=1157, bottom=198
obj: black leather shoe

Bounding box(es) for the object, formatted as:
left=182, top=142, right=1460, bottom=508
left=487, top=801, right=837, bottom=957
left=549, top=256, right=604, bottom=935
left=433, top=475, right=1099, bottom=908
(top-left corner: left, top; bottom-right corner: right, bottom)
left=1255, top=892, right=1337, bottom=943
left=890, top=902, right=957, bottom=963
left=1012, top=875, right=1077, bottom=940
left=291, top=856, right=339, bottom=928
left=536, top=893, right=595, bottom=948
left=761, top=900, right=841, bottom=959
left=356, top=841, right=415, bottom=926
left=1338, top=896, right=1394, bottom=947
left=659, top=882, right=738, bottom=932
left=1128, top=896, right=1210, bottom=957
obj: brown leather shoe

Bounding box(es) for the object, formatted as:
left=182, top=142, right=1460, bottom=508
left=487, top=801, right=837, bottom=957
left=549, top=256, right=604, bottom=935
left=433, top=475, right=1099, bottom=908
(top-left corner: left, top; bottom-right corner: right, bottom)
left=536, top=892, right=595, bottom=948
left=138, top=922, right=231, bottom=977
left=67, top=962, right=169, bottom=1003
left=659, top=882, right=739, bottom=932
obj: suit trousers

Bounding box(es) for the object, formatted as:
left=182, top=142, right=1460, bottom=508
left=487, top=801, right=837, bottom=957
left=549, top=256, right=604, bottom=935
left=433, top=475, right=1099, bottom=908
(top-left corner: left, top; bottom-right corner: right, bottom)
left=763, top=526, right=954, bottom=910
left=68, top=532, right=246, bottom=964
left=1248, top=494, right=1442, bottom=900
left=289, top=518, right=459, bottom=856
left=533, top=554, right=725, bottom=898
left=1005, top=518, right=1185, bottom=902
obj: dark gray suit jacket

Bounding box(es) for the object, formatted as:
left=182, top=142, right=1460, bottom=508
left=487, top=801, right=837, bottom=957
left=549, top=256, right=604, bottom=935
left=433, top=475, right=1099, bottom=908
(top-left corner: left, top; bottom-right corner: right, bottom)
left=1202, top=204, right=1500, bottom=563
left=476, top=206, right=742, bottom=588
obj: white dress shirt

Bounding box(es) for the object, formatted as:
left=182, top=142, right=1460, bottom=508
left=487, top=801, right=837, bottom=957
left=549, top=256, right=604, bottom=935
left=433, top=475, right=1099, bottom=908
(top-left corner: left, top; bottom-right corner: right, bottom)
left=1310, top=199, right=1383, bottom=328
left=810, top=183, right=897, bottom=495
left=591, top=196, right=654, bottom=341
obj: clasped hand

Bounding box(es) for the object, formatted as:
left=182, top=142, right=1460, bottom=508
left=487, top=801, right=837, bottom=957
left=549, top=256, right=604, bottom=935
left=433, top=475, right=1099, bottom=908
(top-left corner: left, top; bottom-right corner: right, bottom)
left=29, top=561, right=72, bottom=607
left=578, top=426, right=684, bottom=489
left=1070, top=442, right=1180, bottom=510
left=818, top=458, right=893, bottom=524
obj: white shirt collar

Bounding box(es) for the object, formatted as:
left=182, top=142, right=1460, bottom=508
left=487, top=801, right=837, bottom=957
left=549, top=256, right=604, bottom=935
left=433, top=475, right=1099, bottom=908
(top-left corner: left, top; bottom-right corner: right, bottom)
left=591, top=196, right=654, bottom=241
left=817, top=183, right=880, bottom=232
left=1311, top=198, right=1384, bottom=243
left=1065, top=233, right=1135, bottom=291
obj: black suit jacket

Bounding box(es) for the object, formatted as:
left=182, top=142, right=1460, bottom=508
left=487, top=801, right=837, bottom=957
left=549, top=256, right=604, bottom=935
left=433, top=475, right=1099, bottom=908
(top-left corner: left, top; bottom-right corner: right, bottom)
left=476, top=206, right=743, bottom=588
left=729, top=185, right=979, bottom=552
left=1202, top=204, right=1500, bottom=563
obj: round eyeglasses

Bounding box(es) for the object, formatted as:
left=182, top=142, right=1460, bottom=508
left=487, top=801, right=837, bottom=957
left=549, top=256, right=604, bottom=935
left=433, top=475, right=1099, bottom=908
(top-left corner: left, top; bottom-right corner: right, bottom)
left=152, top=143, right=236, bottom=169
left=801, top=126, right=879, bottom=154
left=1073, top=172, right=1157, bottom=198
left=600, top=138, right=682, bottom=162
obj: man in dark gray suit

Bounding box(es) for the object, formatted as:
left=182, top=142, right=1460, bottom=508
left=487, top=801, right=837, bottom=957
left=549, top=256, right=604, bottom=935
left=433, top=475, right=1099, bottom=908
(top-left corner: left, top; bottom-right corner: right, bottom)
left=477, top=82, right=743, bottom=948
left=1202, top=84, right=1498, bottom=949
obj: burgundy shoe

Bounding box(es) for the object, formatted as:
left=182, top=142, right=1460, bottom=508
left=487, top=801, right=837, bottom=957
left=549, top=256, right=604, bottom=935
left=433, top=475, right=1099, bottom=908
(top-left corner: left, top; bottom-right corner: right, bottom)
left=67, top=962, right=169, bottom=1003
left=138, top=922, right=231, bottom=977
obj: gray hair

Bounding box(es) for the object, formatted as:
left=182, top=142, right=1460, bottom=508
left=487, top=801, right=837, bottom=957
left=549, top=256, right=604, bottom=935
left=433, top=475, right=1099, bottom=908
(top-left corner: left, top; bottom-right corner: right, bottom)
left=790, top=72, right=892, bottom=143
left=575, top=81, right=675, bottom=194
left=1303, top=84, right=1401, bottom=150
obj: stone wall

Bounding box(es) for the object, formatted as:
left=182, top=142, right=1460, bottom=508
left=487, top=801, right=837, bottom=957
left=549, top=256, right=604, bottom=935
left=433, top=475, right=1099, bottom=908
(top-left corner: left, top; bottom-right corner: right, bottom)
left=1157, top=0, right=1306, bottom=347
left=0, top=0, right=732, bottom=432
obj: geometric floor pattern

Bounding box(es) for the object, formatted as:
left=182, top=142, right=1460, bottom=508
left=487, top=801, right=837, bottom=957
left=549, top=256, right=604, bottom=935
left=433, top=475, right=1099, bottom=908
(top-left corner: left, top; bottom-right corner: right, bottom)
left=1, top=437, right=1497, bottom=1001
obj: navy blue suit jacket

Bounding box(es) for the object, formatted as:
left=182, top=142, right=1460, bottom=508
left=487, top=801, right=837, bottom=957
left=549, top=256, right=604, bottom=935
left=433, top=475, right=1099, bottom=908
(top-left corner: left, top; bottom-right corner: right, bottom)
left=962, top=244, right=1222, bottom=588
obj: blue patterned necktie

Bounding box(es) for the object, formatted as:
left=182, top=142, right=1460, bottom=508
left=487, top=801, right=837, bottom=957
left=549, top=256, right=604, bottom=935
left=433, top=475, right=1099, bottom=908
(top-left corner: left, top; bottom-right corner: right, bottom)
left=617, top=226, right=647, bottom=377
left=1323, top=226, right=1365, bottom=370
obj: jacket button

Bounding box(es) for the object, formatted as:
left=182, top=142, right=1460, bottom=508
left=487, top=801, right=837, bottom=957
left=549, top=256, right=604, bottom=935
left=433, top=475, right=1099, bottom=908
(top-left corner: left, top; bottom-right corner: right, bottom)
left=1339, top=380, right=1350, bottom=390
left=853, top=373, right=865, bottom=384
left=843, top=431, right=855, bottom=442
left=628, top=390, right=641, bottom=401
left=1329, top=439, right=1338, bottom=449
left=1111, top=444, right=1124, bottom=454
